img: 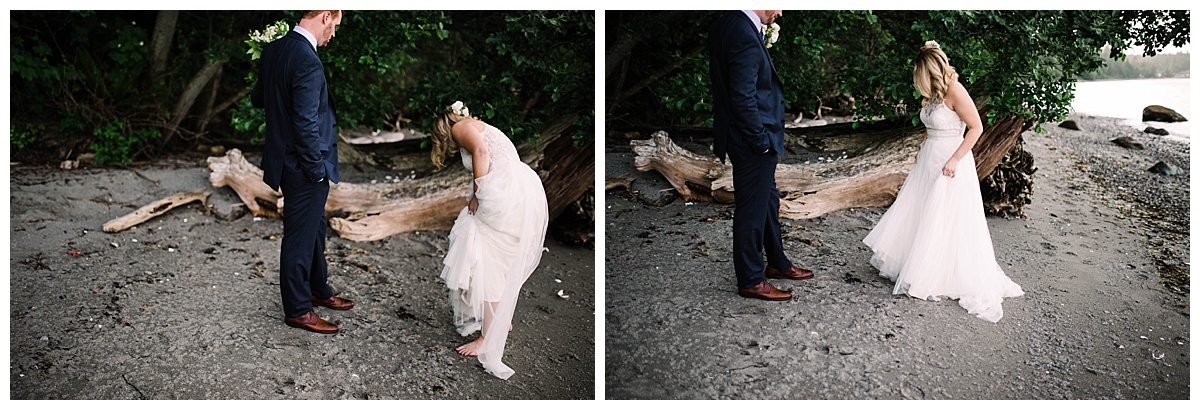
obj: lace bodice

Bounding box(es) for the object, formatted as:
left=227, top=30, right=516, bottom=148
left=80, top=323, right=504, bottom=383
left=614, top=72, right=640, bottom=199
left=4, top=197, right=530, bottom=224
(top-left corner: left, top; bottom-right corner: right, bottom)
left=460, top=123, right=521, bottom=171
left=920, top=101, right=966, bottom=140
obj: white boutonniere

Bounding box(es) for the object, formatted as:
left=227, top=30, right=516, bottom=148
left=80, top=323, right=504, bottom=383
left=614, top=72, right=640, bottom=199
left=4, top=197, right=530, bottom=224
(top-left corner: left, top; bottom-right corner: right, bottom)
left=246, top=20, right=290, bottom=60
left=763, top=23, right=780, bottom=48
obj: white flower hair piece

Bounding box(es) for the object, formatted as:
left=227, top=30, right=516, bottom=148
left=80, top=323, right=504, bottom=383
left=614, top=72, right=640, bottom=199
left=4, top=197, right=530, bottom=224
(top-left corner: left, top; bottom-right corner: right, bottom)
left=924, top=40, right=940, bottom=49
left=764, top=23, right=781, bottom=48
left=450, top=101, right=470, bottom=117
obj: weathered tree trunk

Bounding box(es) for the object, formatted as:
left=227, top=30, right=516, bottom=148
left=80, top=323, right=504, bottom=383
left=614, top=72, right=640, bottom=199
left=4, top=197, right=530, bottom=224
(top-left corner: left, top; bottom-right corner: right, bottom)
left=207, top=148, right=471, bottom=240
left=973, top=115, right=1030, bottom=183
left=149, top=11, right=178, bottom=78
left=103, top=189, right=210, bottom=233
left=630, top=117, right=1034, bottom=219
left=632, top=128, right=922, bottom=218
left=335, top=123, right=594, bottom=241
left=977, top=116, right=1036, bottom=217
left=328, top=116, right=594, bottom=241
left=772, top=130, right=921, bottom=219
left=630, top=131, right=726, bottom=202
left=551, top=187, right=595, bottom=246
left=207, top=116, right=594, bottom=242
left=163, top=59, right=226, bottom=147
left=783, top=121, right=909, bottom=157
left=196, top=65, right=223, bottom=136
left=327, top=183, right=470, bottom=242
left=206, top=148, right=281, bottom=218
left=194, top=86, right=252, bottom=145
left=537, top=121, right=596, bottom=220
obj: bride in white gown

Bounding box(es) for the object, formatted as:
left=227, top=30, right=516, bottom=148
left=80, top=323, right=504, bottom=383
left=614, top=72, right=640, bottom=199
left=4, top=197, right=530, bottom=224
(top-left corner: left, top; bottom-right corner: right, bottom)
left=430, top=101, right=549, bottom=379
left=863, top=41, right=1023, bottom=323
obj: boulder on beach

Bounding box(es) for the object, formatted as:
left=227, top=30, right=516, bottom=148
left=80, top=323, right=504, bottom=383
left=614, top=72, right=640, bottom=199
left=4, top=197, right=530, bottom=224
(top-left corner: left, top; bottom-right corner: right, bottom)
left=1059, top=120, right=1081, bottom=130
left=1111, top=136, right=1145, bottom=150
left=1142, top=105, right=1188, bottom=123
left=1149, top=161, right=1181, bottom=176
left=1144, top=126, right=1170, bottom=136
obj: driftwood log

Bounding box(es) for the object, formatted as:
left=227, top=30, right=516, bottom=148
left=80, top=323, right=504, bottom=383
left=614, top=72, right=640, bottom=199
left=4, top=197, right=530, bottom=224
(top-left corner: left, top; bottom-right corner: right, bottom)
left=630, top=131, right=726, bottom=203
left=102, top=189, right=211, bottom=233
left=631, top=115, right=1029, bottom=219
left=206, top=116, right=593, bottom=242
left=327, top=184, right=470, bottom=242
left=975, top=116, right=1036, bottom=217
left=632, top=128, right=920, bottom=219
left=204, top=148, right=482, bottom=242
left=207, top=149, right=281, bottom=218
left=980, top=135, right=1036, bottom=217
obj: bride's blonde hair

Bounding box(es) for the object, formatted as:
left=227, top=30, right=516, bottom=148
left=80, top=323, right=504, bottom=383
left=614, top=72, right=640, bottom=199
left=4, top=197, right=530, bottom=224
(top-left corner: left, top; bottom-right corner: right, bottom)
left=430, top=102, right=475, bottom=169
left=913, top=40, right=959, bottom=104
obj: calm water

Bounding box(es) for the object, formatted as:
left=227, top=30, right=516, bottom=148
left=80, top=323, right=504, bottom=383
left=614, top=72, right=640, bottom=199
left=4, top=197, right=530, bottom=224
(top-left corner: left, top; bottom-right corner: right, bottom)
left=1070, top=78, right=1192, bottom=140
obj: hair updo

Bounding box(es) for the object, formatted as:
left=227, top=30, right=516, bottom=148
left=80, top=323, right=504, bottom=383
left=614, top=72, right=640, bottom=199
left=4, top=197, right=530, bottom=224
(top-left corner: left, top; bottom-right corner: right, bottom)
left=430, top=102, right=475, bottom=169
left=913, top=40, right=959, bottom=104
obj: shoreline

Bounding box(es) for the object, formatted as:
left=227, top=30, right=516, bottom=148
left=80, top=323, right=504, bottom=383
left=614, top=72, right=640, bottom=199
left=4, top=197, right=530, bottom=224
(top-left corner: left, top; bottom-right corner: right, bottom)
left=604, top=112, right=1189, bottom=399
left=1040, top=113, right=1190, bottom=300
left=1069, top=111, right=1191, bottom=142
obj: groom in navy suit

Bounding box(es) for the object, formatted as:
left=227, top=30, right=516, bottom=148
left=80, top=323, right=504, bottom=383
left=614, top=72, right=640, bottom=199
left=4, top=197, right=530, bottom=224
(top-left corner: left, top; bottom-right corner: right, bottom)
left=252, top=10, right=354, bottom=333
left=708, top=10, right=815, bottom=301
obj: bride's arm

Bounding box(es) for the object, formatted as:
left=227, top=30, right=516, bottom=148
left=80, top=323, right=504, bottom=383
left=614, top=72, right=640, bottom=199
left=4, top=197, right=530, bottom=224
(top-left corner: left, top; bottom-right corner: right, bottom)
left=942, top=82, right=983, bottom=177
left=452, top=121, right=490, bottom=212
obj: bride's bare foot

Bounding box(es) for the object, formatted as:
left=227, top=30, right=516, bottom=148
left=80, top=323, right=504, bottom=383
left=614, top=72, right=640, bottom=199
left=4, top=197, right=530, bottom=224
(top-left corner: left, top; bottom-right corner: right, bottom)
left=456, top=337, right=485, bottom=356
left=454, top=325, right=513, bottom=356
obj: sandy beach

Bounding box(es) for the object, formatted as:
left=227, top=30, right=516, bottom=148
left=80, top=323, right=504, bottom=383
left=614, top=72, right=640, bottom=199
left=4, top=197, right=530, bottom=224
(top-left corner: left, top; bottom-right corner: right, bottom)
left=7, top=152, right=595, bottom=400
left=604, top=113, right=1189, bottom=399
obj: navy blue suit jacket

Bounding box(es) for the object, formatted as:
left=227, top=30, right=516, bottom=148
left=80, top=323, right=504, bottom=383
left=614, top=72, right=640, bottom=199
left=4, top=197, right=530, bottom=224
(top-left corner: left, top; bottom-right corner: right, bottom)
left=708, top=11, right=785, bottom=162
left=251, top=30, right=339, bottom=191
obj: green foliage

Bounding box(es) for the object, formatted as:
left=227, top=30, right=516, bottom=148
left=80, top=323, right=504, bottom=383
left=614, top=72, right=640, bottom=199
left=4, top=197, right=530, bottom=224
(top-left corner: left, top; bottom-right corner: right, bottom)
left=229, top=97, right=267, bottom=144
left=606, top=11, right=721, bottom=127
left=11, top=11, right=275, bottom=163
left=474, top=11, right=595, bottom=141
left=608, top=10, right=1190, bottom=129
left=89, top=121, right=160, bottom=165
left=11, top=11, right=593, bottom=165
left=10, top=124, right=43, bottom=150
left=314, top=11, right=454, bottom=130
left=224, top=11, right=594, bottom=150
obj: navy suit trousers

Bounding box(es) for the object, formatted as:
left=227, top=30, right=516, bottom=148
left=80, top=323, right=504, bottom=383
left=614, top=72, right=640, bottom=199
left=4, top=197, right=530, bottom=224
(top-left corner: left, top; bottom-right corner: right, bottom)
left=730, top=149, right=793, bottom=289
left=279, top=167, right=333, bottom=318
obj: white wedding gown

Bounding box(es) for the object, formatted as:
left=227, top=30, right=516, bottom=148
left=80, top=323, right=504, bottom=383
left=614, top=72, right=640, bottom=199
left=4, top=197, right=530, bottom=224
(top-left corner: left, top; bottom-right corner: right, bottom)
left=862, top=100, right=1024, bottom=322
left=441, top=122, right=548, bottom=379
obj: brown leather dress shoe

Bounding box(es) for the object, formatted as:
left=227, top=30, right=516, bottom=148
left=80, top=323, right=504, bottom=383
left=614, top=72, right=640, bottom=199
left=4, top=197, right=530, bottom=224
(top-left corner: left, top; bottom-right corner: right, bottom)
left=311, top=295, right=355, bottom=310
left=766, top=265, right=815, bottom=280
left=737, top=280, right=793, bottom=301
left=285, top=311, right=339, bottom=334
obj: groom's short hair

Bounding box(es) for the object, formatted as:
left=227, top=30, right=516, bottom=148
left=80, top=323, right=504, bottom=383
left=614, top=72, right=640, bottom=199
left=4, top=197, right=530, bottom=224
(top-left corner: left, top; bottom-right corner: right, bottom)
left=302, top=10, right=341, bottom=20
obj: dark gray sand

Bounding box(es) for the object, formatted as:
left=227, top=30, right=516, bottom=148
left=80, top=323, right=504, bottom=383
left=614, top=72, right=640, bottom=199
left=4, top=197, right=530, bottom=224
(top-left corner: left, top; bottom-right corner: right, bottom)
left=604, top=114, right=1189, bottom=399
left=7, top=155, right=595, bottom=400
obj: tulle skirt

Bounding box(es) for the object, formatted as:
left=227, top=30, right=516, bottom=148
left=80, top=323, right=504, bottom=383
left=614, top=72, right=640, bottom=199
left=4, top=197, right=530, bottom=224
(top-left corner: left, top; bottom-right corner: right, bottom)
left=441, top=159, right=548, bottom=379
left=863, top=135, right=1024, bottom=322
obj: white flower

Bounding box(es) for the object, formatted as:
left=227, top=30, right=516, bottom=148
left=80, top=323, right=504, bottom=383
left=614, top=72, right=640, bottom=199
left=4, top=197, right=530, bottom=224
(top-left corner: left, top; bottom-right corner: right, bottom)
left=764, top=23, right=780, bottom=48
left=450, top=101, right=470, bottom=117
